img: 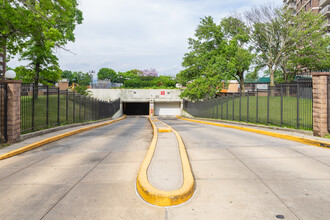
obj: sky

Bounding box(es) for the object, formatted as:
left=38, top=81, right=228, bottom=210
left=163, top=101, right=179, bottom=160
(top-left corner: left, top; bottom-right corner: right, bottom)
left=10, top=0, right=282, bottom=76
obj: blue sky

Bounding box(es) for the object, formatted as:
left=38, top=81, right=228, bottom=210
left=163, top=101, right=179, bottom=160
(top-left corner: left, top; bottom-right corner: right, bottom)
left=10, top=0, right=282, bottom=76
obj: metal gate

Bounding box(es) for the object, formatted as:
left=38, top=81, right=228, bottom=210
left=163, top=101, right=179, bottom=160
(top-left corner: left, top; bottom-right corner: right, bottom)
left=0, top=82, right=7, bottom=143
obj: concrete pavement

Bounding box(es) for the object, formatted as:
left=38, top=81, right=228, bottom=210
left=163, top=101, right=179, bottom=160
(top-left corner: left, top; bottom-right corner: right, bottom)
left=148, top=120, right=183, bottom=191
left=1, top=116, right=330, bottom=219
left=0, top=117, right=164, bottom=220
left=163, top=118, right=330, bottom=220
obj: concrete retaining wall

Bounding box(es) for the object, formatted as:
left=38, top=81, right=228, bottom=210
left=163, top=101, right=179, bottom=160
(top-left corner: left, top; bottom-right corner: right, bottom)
left=89, top=89, right=182, bottom=103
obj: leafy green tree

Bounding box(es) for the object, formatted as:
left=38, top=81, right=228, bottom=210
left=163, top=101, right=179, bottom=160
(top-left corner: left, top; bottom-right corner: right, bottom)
left=74, top=85, right=91, bottom=96
left=178, top=16, right=253, bottom=100
left=117, top=70, right=140, bottom=83
left=60, top=70, right=91, bottom=86
left=245, top=5, right=288, bottom=88
left=0, top=0, right=32, bottom=78
left=16, top=0, right=83, bottom=94
left=61, top=70, right=75, bottom=85
left=158, top=76, right=176, bottom=88
left=221, top=16, right=254, bottom=92
left=280, top=9, right=330, bottom=81
left=0, top=0, right=82, bottom=82
left=15, top=65, right=60, bottom=85
left=263, top=69, right=284, bottom=83
left=72, top=71, right=92, bottom=86
left=180, top=77, right=221, bottom=100
left=245, top=69, right=260, bottom=82
left=177, top=16, right=228, bottom=100
left=97, top=68, right=117, bottom=82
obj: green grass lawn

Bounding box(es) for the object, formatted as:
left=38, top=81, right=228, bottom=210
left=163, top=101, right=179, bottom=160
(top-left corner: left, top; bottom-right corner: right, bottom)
left=190, top=95, right=312, bottom=130
left=21, top=94, right=93, bottom=133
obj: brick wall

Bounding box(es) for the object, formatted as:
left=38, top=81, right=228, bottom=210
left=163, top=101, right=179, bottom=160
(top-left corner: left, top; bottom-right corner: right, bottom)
left=312, top=72, right=329, bottom=136
left=6, top=81, right=21, bottom=142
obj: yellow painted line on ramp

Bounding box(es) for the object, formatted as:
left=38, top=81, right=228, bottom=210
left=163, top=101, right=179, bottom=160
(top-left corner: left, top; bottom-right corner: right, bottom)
left=136, top=116, right=195, bottom=207
left=177, top=116, right=330, bottom=149
left=0, top=116, right=127, bottom=160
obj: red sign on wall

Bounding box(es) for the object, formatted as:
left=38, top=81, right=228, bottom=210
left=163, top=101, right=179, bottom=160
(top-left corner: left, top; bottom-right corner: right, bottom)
left=161, top=91, right=165, bottom=96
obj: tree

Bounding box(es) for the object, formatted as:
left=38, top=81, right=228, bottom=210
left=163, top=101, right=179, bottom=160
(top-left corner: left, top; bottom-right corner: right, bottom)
left=60, top=70, right=92, bottom=86
left=73, top=71, right=92, bottom=86
left=245, top=5, right=289, bottom=88
left=180, top=77, right=222, bottom=100
left=97, top=68, right=117, bottom=82
left=0, top=0, right=32, bottom=78
left=0, top=0, right=82, bottom=80
left=178, top=16, right=253, bottom=100
left=15, top=65, right=60, bottom=85
left=280, top=9, right=330, bottom=81
left=117, top=69, right=141, bottom=83
left=177, top=16, right=228, bottom=100
left=221, top=16, right=254, bottom=92
left=263, top=69, right=284, bottom=83
left=16, top=0, right=83, bottom=96
left=245, top=69, right=260, bottom=82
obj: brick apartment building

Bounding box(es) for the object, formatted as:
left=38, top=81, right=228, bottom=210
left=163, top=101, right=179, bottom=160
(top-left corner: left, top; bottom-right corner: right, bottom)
left=283, top=0, right=329, bottom=26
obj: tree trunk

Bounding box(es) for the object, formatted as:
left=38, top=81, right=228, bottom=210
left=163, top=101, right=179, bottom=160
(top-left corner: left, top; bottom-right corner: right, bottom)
left=240, top=78, right=245, bottom=93
left=269, top=67, right=275, bottom=97
left=269, top=68, right=275, bottom=87
left=237, top=71, right=245, bottom=93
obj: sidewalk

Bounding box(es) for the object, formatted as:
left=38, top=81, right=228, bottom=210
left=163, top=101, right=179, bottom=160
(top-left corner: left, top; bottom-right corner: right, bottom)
left=0, top=118, right=125, bottom=156
left=181, top=116, right=330, bottom=144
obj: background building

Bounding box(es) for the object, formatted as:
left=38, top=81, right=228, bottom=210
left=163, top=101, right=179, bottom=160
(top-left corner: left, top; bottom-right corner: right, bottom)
left=283, top=0, right=321, bottom=14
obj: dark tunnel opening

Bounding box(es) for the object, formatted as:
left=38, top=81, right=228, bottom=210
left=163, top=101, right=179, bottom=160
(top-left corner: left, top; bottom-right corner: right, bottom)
left=123, top=102, right=150, bottom=115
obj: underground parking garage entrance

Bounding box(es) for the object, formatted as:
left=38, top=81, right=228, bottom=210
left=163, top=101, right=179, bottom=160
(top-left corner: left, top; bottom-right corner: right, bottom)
left=123, top=102, right=150, bottom=115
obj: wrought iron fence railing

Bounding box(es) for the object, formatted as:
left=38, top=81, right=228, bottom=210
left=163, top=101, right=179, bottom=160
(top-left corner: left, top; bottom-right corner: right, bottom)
left=184, top=81, right=313, bottom=130
left=21, top=84, right=120, bottom=134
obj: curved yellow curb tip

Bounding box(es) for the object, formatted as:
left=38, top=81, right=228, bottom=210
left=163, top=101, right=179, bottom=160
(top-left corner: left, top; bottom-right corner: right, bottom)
left=158, top=127, right=172, bottom=133
left=136, top=116, right=195, bottom=207
left=0, top=115, right=127, bottom=161
left=176, top=116, right=330, bottom=149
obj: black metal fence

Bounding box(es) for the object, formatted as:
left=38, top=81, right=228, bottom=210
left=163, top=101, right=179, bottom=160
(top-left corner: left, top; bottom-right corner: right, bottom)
left=0, top=82, right=7, bottom=142
left=328, top=76, right=330, bottom=133
left=21, top=84, right=120, bottom=133
left=184, top=80, right=313, bottom=130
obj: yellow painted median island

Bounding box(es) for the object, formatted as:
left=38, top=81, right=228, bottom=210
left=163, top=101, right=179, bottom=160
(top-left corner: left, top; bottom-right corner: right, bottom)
left=136, top=116, right=195, bottom=207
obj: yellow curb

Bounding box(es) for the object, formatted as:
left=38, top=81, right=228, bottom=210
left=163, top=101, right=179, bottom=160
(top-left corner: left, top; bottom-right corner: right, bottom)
left=176, top=116, right=330, bottom=149
left=0, top=116, right=127, bottom=160
left=136, top=116, right=195, bottom=207
left=158, top=127, right=172, bottom=133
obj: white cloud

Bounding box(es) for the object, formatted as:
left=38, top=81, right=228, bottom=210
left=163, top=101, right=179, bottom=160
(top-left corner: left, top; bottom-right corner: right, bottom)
left=9, top=0, right=282, bottom=76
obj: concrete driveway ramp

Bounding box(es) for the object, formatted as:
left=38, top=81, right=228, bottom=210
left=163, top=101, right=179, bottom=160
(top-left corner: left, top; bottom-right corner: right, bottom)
left=136, top=116, right=195, bottom=207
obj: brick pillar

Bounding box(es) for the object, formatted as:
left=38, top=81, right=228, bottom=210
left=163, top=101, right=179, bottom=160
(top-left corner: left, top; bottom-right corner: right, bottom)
left=6, top=80, right=22, bottom=142
left=312, top=72, right=330, bottom=137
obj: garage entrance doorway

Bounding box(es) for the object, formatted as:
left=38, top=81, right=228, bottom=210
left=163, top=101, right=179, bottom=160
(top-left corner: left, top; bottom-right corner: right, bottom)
left=123, top=102, right=149, bottom=115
